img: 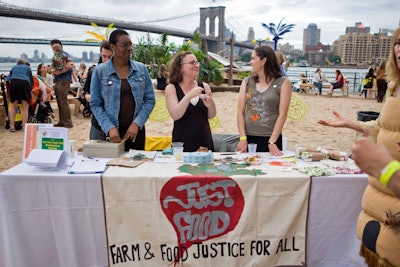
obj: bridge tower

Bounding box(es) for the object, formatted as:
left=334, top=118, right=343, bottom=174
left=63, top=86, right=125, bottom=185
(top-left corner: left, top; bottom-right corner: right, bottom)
left=199, top=6, right=225, bottom=54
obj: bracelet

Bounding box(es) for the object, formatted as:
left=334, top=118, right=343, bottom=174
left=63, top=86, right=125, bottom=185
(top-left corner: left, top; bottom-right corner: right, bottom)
left=268, top=141, right=275, bottom=145
left=239, top=136, right=247, bottom=141
left=380, top=160, right=400, bottom=186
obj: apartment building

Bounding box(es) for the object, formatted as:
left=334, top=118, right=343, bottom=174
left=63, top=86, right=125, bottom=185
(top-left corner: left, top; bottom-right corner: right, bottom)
left=332, top=32, right=391, bottom=66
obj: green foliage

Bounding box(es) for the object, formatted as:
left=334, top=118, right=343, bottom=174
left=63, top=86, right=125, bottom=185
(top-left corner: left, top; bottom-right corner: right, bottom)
left=199, top=59, right=224, bottom=84
left=237, top=71, right=251, bottom=80
left=240, top=52, right=251, bottom=63
left=131, top=33, right=176, bottom=78
left=329, top=55, right=342, bottom=64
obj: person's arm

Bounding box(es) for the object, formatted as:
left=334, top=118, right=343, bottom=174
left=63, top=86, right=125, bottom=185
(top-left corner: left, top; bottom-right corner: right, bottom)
left=83, top=69, right=93, bottom=102
left=236, top=79, right=248, bottom=153
left=268, top=78, right=292, bottom=156
left=89, top=67, right=116, bottom=136
left=165, top=82, right=203, bottom=121
left=352, top=137, right=400, bottom=197
left=317, top=111, right=364, bottom=132
left=131, top=66, right=155, bottom=128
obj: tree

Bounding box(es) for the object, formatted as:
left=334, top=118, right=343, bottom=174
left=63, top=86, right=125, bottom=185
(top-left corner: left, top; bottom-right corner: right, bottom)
left=261, top=18, right=295, bottom=51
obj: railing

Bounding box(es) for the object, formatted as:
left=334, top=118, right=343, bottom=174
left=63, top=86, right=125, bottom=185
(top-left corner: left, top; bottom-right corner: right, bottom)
left=287, top=69, right=365, bottom=93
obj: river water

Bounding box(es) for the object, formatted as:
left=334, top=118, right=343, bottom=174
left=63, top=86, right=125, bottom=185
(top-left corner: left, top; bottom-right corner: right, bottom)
left=0, top=63, right=369, bottom=92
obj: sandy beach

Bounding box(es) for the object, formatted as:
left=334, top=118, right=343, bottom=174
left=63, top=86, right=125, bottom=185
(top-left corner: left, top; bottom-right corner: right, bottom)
left=0, top=90, right=382, bottom=172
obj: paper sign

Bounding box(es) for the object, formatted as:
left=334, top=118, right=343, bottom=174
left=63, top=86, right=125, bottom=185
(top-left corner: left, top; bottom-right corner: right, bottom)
left=22, top=123, right=54, bottom=160
left=38, top=127, right=68, bottom=151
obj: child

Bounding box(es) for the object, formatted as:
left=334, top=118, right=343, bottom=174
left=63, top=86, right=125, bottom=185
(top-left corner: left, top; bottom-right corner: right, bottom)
left=51, top=43, right=68, bottom=72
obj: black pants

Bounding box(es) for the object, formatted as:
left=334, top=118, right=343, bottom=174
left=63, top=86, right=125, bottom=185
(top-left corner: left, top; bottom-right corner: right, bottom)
left=118, top=125, right=146, bottom=151
left=247, top=134, right=283, bottom=152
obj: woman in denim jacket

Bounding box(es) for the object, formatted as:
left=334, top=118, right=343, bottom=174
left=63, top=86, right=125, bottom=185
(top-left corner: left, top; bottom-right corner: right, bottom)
left=90, top=29, right=155, bottom=151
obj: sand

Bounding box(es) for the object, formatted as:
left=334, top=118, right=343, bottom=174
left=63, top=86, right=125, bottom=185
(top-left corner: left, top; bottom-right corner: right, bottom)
left=0, top=90, right=382, bottom=172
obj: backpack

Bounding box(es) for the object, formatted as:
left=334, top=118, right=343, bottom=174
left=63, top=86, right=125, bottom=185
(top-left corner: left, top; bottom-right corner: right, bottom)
left=363, top=77, right=373, bottom=89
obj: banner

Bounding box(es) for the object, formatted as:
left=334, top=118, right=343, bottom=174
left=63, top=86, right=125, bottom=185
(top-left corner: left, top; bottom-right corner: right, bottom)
left=102, top=164, right=310, bottom=266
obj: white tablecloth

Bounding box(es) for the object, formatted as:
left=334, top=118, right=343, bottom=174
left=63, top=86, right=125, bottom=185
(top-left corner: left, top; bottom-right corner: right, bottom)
left=0, top=162, right=368, bottom=267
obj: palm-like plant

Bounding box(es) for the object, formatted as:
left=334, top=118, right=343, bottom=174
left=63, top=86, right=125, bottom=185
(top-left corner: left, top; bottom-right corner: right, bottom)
left=261, top=18, right=295, bottom=51
left=84, top=22, right=116, bottom=42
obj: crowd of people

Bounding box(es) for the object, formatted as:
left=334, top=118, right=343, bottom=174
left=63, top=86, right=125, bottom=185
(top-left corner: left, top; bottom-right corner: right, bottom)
left=2, top=26, right=400, bottom=266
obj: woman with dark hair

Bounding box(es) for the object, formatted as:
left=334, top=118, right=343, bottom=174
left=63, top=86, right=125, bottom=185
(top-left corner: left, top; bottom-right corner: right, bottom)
left=376, top=60, right=388, bottom=102
left=36, top=63, right=55, bottom=117
left=328, top=69, right=345, bottom=97
left=90, top=29, right=155, bottom=151
left=236, top=46, right=292, bottom=155
left=5, top=59, right=33, bottom=132
left=165, top=51, right=216, bottom=152
left=359, top=67, right=377, bottom=98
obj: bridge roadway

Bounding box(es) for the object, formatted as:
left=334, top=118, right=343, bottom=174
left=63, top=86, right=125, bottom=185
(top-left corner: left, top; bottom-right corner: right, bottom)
left=0, top=1, right=254, bottom=50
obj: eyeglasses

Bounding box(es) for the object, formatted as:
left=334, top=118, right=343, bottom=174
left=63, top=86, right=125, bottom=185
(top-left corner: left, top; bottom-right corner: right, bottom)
left=181, top=60, right=200, bottom=65
left=116, top=43, right=132, bottom=49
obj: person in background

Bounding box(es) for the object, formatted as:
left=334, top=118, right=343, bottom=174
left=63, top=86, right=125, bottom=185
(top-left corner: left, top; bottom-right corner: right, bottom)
left=165, top=51, right=216, bottom=152
left=51, top=43, right=68, bottom=72
left=327, top=69, right=344, bottom=97
left=312, top=68, right=323, bottom=95
left=376, top=60, right=388, bottom=103
left=90, top=29, right=155, bottom=151
left=77, top=62, right=88, bottom=86
left=317, top=27, right=400, bottom=267
left=50, top=39, right=73, bottom=128
left=237, top=46, right=292, bottom=155
left=36, top=63, right=55, bottom=118
left=352, top=136, right=400, bottom=197
left=45, top=64, right=54, bottom=88
left=83, top=41, right=112, bottom=141
left=5, top=59, right=33, bottom=132
left=156, top=63, right=168, bottom=90
left=359, top=67, right=376, bottom=98
left=275, top=50, right=287, bottom=76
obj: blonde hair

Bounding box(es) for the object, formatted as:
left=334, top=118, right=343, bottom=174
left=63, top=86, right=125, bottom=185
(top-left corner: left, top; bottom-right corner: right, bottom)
left=275, top=51, right=286, bottom=65
left=387, top=27, right=400, bottom=95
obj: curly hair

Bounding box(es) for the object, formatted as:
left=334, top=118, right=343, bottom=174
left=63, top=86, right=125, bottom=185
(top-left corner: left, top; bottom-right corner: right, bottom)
left=253, top=46, right=282, bottom=83
left=168, top=51, right=194, bottom=84
left=387, top=27, right=400, bottom=95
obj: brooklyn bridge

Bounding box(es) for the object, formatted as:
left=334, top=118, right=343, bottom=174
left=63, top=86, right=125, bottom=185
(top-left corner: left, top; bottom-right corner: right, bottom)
left=0, top=1, right=254, bottom=53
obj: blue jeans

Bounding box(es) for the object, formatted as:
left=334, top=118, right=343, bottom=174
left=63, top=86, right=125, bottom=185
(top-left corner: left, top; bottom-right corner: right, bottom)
left=313, top=82, right=322, bottom=95
left=89, top=124, right=106, bottom=141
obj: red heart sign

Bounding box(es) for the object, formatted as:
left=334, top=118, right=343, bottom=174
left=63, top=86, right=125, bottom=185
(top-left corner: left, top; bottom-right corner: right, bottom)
left=160, top=175, right=245, bottom=264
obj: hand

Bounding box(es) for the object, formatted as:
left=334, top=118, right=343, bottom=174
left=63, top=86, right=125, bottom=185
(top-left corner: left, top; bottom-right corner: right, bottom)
left=200, top=93, right=215, bottom=108
left=236, top=140, right=248, bottom=153
left=187, top=86, right=203, bottom=99
left=108, top=127, right=122, bottom=143
left=351, top=137, right=393, bottom=178
left=317, top=111, right=349, bottom=128
left=122, top=122, right=139, bottom=142
left=268, top=143, right=283, bottom=156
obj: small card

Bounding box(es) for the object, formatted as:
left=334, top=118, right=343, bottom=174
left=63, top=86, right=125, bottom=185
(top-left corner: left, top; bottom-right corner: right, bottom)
left=25, top=149, right=68, bottom=170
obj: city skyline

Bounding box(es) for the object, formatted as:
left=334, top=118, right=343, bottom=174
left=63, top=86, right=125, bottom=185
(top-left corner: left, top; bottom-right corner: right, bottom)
left=0, top=0, right=398, bottom=58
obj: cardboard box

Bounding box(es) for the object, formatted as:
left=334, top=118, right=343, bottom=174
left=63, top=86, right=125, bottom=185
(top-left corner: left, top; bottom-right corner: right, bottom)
left=83, top=140, right=125, bottom=158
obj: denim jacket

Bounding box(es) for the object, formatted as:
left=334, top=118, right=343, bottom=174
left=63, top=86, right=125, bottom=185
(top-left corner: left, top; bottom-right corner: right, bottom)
left=6, top=64, right=33, bottom=87
left=89, top=58, right=155, bottom=135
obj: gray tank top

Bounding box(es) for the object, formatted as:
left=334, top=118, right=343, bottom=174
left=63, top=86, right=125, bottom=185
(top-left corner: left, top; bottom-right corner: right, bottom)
left=244, top=76, right=286, bottom=136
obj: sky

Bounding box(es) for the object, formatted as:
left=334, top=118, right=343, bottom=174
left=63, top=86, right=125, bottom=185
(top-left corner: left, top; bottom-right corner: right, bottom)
left=0, top=0, right=399, bottom=59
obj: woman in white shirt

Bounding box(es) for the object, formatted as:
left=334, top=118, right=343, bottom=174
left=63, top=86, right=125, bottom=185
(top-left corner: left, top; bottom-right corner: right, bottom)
left=312, top=68, right=323, bottom=95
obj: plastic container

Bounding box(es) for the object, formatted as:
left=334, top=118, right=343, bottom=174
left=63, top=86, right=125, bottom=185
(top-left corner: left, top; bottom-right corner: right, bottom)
left=356, top=111, right=380, bottom=122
